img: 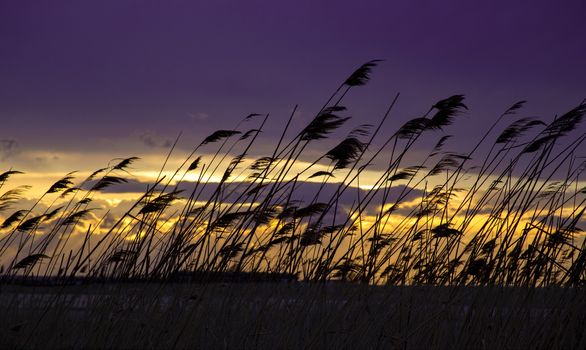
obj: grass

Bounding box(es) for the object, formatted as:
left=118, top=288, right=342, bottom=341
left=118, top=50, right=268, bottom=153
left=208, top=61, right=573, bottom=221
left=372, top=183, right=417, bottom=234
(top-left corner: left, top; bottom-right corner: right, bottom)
left=0, top=60, right=585, bottom=348
left=1, top=283, right=584, bottom=349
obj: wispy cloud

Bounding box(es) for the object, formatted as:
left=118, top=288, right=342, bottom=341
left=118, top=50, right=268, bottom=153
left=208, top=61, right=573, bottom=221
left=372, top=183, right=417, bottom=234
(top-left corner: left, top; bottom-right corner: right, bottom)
left=139, top=132, right=172, bottom=148
left=0, top=139, right=19, bottom=161
left=188, top=112, right=210, bottom=121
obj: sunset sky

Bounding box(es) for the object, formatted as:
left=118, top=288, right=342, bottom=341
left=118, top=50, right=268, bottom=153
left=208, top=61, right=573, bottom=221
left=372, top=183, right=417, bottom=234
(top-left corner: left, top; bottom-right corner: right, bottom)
left=0, top=0, right=584, bottom=205
left=2, top=0, right=586, bottom=169
left=1, top=0, right=586, bottom=283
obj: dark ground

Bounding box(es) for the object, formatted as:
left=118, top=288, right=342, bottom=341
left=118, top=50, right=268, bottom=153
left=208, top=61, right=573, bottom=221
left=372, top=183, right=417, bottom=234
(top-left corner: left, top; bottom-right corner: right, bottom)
left=0, top=281, right=584, bottom=349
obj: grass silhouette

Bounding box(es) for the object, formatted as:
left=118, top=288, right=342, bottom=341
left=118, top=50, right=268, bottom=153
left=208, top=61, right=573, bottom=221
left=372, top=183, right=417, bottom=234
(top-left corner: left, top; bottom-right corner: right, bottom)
left=0, top=61, right=585, bottom=348
left=1, top=60, right=586, bottom=286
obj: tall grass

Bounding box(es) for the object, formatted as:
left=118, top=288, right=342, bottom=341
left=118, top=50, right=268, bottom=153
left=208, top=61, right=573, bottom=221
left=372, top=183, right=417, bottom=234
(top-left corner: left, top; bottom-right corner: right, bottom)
left=1, top=60, right=585, bottom=288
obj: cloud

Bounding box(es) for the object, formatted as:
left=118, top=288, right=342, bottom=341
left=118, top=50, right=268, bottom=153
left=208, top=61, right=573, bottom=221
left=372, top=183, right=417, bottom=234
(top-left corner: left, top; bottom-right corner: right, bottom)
left=189, top=112, right=210, bottom=121
left=139, top=132, right=172, bottom=148
left=0, top=139, right=19, bottom=161
left=84, top=177, right=424, bottom=210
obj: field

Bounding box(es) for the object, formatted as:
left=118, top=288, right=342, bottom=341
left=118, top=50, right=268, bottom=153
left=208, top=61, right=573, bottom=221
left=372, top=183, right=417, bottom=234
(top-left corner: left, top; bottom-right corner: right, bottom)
left=1, top=282, right=584, bottom=349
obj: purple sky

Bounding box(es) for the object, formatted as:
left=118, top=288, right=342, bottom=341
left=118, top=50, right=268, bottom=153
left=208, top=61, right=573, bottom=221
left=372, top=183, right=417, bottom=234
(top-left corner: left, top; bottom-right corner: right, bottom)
left=1, top=0, right=586, bottom=159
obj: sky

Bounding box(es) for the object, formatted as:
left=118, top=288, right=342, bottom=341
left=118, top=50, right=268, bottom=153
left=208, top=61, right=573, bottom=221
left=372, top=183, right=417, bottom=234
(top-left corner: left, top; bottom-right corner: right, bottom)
left=1, top=0, right=586, bottom=276
left=1, top=0, right=586, bottom=186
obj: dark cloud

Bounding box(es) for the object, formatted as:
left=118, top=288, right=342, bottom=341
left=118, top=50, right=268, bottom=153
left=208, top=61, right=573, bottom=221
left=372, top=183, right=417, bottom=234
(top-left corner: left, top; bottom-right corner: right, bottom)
left=0, top=139, right=19, bottom=161
left=84, top=177, right=424, bottom=211
left=139, top=132, right=172, bottom=148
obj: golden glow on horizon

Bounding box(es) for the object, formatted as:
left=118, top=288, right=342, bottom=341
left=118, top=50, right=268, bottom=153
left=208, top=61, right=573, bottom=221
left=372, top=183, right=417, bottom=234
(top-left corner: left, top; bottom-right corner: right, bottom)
left=2, top=147, right=586, bottom=271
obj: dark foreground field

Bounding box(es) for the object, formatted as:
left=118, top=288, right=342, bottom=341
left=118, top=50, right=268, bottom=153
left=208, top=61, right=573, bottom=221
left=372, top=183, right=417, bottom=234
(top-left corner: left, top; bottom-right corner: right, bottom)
left=0, top=282, right=584, bottom=349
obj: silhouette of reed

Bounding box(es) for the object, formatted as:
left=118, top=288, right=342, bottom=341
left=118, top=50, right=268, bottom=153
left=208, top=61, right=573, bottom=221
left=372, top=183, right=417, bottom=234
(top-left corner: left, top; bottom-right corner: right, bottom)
left=1, top=60, right=585, bottom=288
left=1, top=60, right=586, bottom=349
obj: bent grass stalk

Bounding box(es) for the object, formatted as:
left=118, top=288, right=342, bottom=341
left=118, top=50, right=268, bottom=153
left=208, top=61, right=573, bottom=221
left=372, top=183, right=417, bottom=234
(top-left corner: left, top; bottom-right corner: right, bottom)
left=0, top=61, right=585, bottom=288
